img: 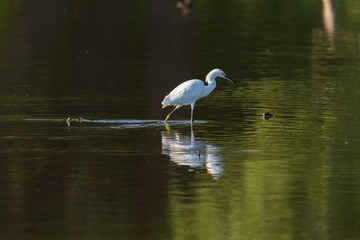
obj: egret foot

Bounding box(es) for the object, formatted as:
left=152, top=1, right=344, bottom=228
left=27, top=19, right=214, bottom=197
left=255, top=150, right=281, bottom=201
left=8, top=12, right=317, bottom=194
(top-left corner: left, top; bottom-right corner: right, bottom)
left=164, top=105, right=181, bottom=123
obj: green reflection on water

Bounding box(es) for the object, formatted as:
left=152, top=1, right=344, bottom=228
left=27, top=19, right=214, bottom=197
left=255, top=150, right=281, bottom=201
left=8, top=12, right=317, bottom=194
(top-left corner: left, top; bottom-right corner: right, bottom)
left=166, top=118, right=360, bottom=240
left=1, top=0, right=360, bottom=239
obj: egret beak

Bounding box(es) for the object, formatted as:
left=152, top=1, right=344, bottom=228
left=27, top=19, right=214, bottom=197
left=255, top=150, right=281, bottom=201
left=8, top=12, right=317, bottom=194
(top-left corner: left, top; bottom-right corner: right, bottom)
left=224, top=75, right=237, bottom=84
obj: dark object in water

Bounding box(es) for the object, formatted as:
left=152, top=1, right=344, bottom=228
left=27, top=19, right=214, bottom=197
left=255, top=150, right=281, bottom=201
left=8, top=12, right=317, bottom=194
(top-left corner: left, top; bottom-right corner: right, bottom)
left=263, top=112, right=274, bottom=120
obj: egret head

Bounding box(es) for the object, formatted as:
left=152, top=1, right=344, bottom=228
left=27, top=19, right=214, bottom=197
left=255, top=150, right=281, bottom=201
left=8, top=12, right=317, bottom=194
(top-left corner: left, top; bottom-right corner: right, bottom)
left=211, top=68, right=237, bottom=84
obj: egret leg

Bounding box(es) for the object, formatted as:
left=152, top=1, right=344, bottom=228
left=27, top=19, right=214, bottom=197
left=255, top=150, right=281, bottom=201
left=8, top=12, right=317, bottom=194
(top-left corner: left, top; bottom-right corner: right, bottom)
left=191, top=109, right=194, bottom=123
left=165, top=105, right=181, bottom=123
left=190, top=103, right=195, bottom=123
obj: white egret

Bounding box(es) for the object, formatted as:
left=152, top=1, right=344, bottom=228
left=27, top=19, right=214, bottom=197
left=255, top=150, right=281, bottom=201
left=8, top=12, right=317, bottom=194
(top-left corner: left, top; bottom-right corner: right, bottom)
left=162, top=68, right=236, bottom=123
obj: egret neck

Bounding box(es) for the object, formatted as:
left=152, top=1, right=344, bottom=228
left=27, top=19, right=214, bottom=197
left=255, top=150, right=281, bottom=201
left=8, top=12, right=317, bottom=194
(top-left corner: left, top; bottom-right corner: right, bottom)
left=201, top=71, right=217, bottom=98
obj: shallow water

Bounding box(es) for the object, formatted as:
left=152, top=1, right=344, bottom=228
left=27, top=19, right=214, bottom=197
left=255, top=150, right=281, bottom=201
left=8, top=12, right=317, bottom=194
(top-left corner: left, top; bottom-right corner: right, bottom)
left=1, top=0, right=360, bottom=239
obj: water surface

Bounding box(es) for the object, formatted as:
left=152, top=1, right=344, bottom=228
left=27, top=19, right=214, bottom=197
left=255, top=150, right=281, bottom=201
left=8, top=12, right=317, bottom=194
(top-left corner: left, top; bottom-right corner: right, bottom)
left=1, top=0, right=360, bottom=239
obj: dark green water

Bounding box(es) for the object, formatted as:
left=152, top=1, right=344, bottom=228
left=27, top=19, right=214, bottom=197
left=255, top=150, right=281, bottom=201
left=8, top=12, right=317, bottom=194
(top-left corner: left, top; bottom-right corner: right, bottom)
left=1, top=0, right=360, bottom=239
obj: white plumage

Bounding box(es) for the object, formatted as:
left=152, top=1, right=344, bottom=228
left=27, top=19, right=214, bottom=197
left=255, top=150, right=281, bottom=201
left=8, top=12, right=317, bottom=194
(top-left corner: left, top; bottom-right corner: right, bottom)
left=162, top=68, right=236, bottom=123
left=162, top=80, right=206, bottom=107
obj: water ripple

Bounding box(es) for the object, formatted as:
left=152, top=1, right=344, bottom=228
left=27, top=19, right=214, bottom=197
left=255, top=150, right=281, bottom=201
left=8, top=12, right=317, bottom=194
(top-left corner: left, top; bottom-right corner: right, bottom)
left=25, top=118, right=206, bottom=129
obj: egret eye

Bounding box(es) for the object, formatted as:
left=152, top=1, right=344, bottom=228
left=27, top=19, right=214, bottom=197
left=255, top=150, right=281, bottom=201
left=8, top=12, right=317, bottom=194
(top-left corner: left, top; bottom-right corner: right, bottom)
left=222, top=73, right=226, bottom=76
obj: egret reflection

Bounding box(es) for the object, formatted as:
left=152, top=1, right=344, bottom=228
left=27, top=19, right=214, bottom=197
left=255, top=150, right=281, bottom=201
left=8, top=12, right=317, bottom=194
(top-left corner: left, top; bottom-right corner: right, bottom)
left=162, top=127, right=223, bottom=180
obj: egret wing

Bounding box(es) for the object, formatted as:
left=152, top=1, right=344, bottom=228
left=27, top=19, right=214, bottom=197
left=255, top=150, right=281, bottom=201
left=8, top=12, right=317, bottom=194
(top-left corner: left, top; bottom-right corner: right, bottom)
left=162, top=80, right=204, bottom=107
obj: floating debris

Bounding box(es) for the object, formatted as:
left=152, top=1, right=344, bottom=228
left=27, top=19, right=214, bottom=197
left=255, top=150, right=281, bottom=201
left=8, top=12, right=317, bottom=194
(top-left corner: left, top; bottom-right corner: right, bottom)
left=65, top=117, right=87, bottom=126
left=66, top=117, right=71, bottom=127
left=26, top=118, right=200, bottom=129
left=263, top=112, right=274, bottom=120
